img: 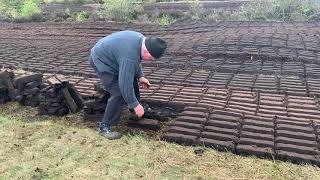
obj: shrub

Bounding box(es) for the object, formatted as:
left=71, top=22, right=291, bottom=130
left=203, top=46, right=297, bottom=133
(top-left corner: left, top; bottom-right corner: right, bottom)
left=43, top=0, right=100, bottom=5
left=0, top=0, right=21, bottom=19
left=206, top=0, right=320, bottom=22
left=75, top=11, right=90, bottom=21
left=205, top=10, right=237, bottom=22
left=0, top=0, right=42, bottom=20
left=157, top=14, right=175, bottom=25
left=189, top=0, right=204, bottom=20
left=143, top=0, right=175, bottom=2
left=239, top=0, right=320, bottom=21
left=51, top=8, right=91, bottom=22
left=102, top=0, right=143, bottom=22
left=20, top=0, right=41, bottom=17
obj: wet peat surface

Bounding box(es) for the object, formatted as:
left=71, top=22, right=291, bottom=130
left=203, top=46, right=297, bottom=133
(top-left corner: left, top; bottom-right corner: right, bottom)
left=141, top=100, right=185, bottom=122
left=125, top=101, right=185, bottom=131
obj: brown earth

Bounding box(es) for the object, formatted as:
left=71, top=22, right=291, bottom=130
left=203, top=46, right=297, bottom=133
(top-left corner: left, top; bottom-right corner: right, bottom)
left=1, top=21, right=320, bottom=165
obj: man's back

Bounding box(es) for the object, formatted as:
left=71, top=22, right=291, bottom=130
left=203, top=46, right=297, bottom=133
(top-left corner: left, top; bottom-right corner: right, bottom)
left=91, top=31, right=144, bottom=75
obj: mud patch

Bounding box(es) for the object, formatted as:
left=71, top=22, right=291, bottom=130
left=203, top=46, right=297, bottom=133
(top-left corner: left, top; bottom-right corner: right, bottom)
left=141, top=100, right=185, bottom=122
left=126, top=100, right=185, bottom=131
left=83, top=92, right=185, bottom=131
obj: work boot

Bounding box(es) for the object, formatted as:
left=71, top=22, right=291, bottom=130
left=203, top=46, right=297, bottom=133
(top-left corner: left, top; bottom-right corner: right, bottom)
left=99, top=126, right=122, bottom=140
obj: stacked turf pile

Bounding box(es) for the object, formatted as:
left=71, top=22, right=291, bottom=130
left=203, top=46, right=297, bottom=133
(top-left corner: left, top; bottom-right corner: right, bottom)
left=0, top=71, right=16, bottom=104
left=14, top=73, right=43, bottom=107
left=83, top=85, right=109, bottom=121
left=38, top=81, right=84, bottom=116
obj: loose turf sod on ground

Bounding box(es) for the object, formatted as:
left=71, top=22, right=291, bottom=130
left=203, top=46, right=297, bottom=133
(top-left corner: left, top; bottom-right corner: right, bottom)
left=0, top=102, right=320, bottom=179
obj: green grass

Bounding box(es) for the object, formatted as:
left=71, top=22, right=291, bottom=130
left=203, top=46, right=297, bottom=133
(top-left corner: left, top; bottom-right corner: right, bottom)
left=1, top=102, right=320, bottom=179
left=157, top=14, right=175, bottom=25
left=102, top=0, right=143, bottom=22
left=204, top=0, right=320, bottom=22
left=43, top=0, right=99, bottom=5
left=0, top=0, right=42, bottom=21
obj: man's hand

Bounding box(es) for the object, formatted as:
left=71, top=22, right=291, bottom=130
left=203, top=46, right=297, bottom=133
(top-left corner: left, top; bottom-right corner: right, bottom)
left=139, top=77, right=151, bottom=89
left=134, top=104, right=145, bottom=118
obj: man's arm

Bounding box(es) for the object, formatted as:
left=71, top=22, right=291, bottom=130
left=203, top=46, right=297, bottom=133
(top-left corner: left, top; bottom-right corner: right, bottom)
left=118, top=59, right=139, bottom=109
left=136, top=64, right=144, bottom=79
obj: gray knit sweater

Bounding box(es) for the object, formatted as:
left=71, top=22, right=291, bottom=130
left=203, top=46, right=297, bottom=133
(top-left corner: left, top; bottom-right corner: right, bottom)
left=90, top=31, right=144, bottom=109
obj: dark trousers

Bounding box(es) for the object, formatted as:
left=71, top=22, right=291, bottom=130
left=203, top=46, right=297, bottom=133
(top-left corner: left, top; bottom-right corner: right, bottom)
left=90, top=57, right=140, bottom=128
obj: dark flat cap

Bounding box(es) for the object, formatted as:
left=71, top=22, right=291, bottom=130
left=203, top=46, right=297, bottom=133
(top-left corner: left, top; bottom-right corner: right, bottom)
left=145, top=37, right=167, bottom=59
